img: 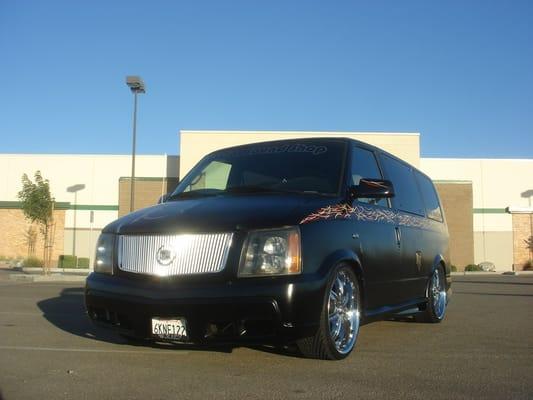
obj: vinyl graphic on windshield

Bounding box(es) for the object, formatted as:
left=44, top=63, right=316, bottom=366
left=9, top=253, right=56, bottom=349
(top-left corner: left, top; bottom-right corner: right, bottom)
left=220, top=143, right=328, bottom=158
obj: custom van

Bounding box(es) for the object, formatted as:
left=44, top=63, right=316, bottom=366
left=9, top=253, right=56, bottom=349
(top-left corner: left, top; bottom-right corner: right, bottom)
left=85, top=138, right=451, bottom=360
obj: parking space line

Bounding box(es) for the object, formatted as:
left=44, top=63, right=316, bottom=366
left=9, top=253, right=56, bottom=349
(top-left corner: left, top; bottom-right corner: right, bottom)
left=0, top=345, right=189, bottom=355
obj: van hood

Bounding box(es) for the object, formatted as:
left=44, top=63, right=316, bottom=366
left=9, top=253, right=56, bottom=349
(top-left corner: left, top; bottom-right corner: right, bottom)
left=104, top=194, right=338, bottom=235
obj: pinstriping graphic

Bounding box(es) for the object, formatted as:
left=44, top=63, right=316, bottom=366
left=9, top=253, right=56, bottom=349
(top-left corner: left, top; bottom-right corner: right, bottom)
left=300, top=203, right=438, bottom=230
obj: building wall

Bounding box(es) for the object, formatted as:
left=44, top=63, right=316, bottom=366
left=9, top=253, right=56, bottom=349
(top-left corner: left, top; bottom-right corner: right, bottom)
left=0, top=208, right=65, bottom=264
left=179, top=130, right=421, bottom=179
left=0, top=154, right=179, bottom=265
left=118, top=178, right=179, bottom=217
left=434, top=182, right=474, bottom=269
left=63, top=227, right=100, bottom=263
left=473, top=231, right=514, bottom=270
left=420, top=158, right=533, bottom=270
left=512, top=213, right=533, bottom=270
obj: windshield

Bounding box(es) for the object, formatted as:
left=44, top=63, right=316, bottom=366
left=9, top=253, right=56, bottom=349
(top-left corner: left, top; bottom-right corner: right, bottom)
left=171, top=140, right=346, bottom=198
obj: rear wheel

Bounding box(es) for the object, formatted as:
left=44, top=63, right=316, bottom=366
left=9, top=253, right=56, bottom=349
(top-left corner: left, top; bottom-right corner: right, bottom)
left=419, top=266, right=447, bottom=323
left=297, top=264, right=361, bottom=360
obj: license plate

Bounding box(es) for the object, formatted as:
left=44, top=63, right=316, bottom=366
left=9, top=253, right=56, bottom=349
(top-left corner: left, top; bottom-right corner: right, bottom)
left=151, top=317, right=188, bottom=341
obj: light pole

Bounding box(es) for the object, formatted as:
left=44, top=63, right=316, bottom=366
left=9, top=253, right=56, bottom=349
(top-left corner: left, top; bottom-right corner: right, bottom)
left=126, top=76, right=146, bottom=212
left=66, top=184, right=85, bottom=257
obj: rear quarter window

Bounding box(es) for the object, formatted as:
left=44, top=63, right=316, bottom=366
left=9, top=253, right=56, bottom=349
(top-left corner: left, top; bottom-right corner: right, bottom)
left=415, top=171, right=444, bottom=222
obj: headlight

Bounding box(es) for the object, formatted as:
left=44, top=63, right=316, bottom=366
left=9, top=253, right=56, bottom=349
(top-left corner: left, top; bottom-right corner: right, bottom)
left=239, top=227, right=301, bottom=277
left=94, top=233, right=115, bottom=274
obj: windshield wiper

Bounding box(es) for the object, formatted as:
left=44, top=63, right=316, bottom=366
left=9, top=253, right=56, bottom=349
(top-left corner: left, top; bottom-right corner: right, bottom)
left=167, top=189, right=222, bottom=200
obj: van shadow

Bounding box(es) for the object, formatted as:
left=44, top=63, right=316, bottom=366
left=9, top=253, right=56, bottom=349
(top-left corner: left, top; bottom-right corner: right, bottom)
left=36, top=287, right=302, bottom=358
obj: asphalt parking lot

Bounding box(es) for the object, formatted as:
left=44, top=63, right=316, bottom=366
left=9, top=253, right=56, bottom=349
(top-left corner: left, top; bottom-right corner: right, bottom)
left=0, top=270, right=532, bottom=400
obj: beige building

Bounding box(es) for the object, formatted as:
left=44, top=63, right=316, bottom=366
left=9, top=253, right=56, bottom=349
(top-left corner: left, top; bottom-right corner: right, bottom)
left=0, top=130, right=531, bottom=272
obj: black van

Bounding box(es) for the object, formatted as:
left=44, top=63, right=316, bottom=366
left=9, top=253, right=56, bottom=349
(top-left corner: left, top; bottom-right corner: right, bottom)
left=85, top=138, right=451, bottom=360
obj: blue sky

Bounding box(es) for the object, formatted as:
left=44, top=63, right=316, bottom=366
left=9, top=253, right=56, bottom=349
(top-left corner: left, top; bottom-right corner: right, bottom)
left=1, top=1, right=532, bottom=158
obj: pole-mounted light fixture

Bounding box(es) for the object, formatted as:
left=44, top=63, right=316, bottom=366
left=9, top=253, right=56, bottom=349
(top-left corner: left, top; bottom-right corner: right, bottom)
left=125, top=76, right=146, bottom=212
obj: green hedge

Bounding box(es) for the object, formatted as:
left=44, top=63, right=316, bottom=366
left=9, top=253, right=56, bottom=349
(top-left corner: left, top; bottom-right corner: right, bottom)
left=58, top=255, right=77, bottom=268
left=77, top=257, right=90, bottom=268
left=58, top=255, right=90, bottom=268
left=22, top=257, right=43, bottom=268
left=464, top=264, right=483, bottom=272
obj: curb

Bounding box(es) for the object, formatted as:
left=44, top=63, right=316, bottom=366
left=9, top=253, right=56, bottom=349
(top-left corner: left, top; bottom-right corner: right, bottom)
left=502, top=271, right=533, bottom=276
left=9, top=274, right=88, bottom=283
left=451, top=272, right=499, bottom=276
left=451, top=271, right=533, bottom=276
left=22, top=267, right=90, bottom=274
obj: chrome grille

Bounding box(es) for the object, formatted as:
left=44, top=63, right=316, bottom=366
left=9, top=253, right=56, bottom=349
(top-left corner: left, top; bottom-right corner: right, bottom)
left=117, top=233, right=233, bottom=277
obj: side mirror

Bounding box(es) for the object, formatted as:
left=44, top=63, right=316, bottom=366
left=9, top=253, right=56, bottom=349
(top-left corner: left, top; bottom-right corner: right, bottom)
left=157, top=193, right=170, bottom=204
left=349, top=178, right=394, bottom=199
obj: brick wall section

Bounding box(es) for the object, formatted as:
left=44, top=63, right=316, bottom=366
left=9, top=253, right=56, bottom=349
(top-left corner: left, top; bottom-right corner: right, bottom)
left=512, top=213, right=533, bottom=270
left=119, top=178, right=179, bottom=217
left=0, top=209, right=65, bottom=264
left=434, top=183, right=474, bottom=270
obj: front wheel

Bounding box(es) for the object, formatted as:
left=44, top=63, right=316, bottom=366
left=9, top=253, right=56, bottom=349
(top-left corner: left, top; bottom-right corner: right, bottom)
left=297, top=264, right=361, bottom=360
left=419, top=266, right=447, bottom=323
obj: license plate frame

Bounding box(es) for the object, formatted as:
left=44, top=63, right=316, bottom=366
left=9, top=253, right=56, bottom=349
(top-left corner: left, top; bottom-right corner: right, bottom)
left=151, top=317, right=188, bottom=341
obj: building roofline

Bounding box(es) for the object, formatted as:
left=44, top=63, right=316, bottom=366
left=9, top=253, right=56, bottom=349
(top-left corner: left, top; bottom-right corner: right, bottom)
left=179, top=129, right=421, bottom=137
left=0, top=153, right=179, bottom=158
left=421, top=157, right=533, bottom=162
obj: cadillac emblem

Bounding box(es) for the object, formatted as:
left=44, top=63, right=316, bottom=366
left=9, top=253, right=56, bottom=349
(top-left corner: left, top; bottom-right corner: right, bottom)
left=156, top=245, right=176, bottom=266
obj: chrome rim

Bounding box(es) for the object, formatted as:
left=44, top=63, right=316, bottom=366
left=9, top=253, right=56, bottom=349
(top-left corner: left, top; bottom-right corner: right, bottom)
left=327, top=269, right=360, bottom=354
left=431, top=268, right=447, bottom=320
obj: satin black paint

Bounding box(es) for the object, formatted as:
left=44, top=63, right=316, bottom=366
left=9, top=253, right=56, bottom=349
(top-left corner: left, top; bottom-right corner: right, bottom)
left=85, top=138, right=451, bottom=344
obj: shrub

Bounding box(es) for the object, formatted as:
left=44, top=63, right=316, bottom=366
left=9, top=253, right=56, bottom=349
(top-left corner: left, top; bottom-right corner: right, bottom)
left=22, top=257, right=43, bottom=268
left=77, top=257, right=90, bottom=268
left=464, top=264, right=483, bottom=272
left=450, top=265, right=457, bottom=272
left=58, top=255, right=77, bottom=268
left=524, top=260, right=533, bottom=271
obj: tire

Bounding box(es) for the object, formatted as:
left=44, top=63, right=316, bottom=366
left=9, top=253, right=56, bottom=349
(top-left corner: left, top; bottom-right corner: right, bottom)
left=297, top=263, right=361, bottom=360
left=419, top=265, right=447, bottom=323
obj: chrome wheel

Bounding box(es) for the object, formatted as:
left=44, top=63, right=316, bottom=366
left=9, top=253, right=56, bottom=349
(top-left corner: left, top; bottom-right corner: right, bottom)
left=430, top=268, right=447, bottom=320
left=327, top=269, right=360, bottom=355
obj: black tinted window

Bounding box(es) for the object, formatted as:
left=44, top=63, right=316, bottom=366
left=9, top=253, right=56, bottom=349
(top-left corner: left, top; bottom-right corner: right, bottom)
left=415, top=171, right=443, bottom=221
left=380, top=155, right=424, bottom=215
left=351, top=146, right=387, bottom=207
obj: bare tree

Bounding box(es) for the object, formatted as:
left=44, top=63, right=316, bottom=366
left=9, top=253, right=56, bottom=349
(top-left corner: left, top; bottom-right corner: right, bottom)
left=24, top=226, right=38, bottom=256
left=525, top=235, right=533, bottom=263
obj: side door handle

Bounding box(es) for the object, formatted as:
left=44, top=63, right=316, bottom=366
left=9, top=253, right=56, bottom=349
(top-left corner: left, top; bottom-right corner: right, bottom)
left=394, top=227, right=401, bottom=247
left=415, top=251, right=423, bottom=271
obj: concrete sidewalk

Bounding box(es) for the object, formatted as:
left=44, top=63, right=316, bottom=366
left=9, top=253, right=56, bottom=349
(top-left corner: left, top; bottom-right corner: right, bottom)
left=20, top=267, right=90, bottom=275
left=1, top=263, right=89, bottom=283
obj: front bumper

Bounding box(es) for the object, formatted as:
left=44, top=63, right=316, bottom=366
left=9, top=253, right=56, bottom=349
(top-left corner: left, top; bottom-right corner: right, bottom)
left=85, top=272, right=325, bottom=344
